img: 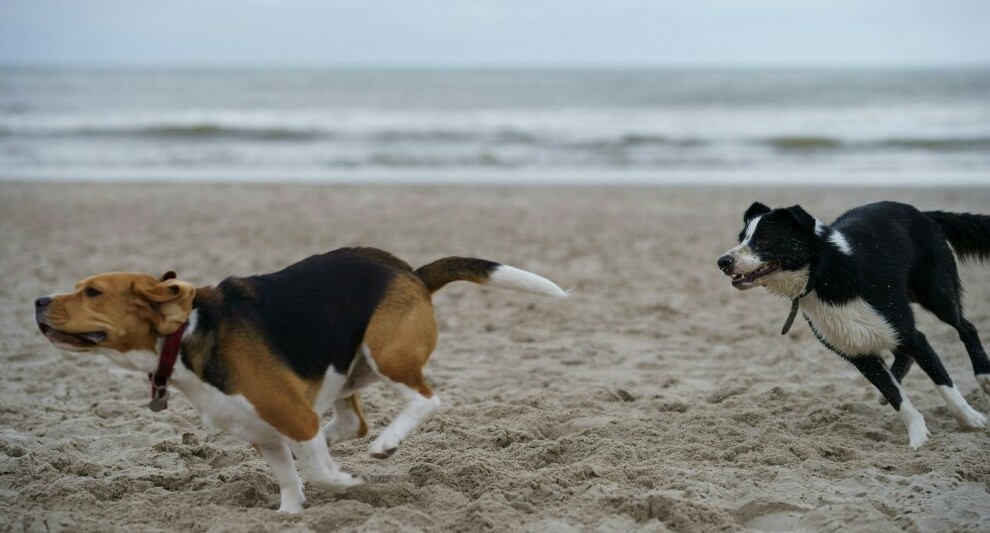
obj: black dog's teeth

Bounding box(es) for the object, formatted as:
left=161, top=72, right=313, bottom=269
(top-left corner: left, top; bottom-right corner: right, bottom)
left=732, top=263, right=777, bottom=283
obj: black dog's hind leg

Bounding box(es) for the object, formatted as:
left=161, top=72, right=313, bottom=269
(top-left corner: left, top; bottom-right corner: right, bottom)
left=925, top=298, right=990, bottom=395
left=899, top=331, right=987, bottom=430
left=848, top=354, right=930, bottom=448
left=954, top=318, right=990, bottom=394
left=911, top=241, right=990, bottom=394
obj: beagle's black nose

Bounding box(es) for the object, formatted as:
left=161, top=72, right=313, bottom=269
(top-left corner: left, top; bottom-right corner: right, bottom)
left=35, top=296, right=52, bottom=309
left=717, top=255, right=734, bottom=273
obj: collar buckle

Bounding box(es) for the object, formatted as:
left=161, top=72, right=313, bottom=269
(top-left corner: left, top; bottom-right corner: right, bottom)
left=149, top=383, right=170, bottom=412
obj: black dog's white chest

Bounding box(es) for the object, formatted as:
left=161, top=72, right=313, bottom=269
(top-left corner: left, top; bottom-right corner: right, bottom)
left=800, top=292, right=901, bottom=356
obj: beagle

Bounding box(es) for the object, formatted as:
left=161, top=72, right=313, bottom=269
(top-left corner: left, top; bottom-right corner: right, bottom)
left=34, top=247, right=566, bottom=513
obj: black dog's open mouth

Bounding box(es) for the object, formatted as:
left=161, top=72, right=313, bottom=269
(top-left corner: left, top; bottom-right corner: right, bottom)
left=731, top=262, right=780, bottom=286
left=38, top=323, right=107, bottom=348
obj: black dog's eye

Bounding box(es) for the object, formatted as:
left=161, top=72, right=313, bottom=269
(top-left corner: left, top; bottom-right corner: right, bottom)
left=84, top=287, right=102, bottom=298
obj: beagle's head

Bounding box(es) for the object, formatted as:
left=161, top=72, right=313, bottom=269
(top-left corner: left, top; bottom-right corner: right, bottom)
left=35, top=271, right=195, bottom=353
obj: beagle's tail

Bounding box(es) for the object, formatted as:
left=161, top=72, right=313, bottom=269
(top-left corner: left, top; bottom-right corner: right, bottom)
left=414, top=257, right=567, bottom=297
left=925, top=210, right=990, bottom=262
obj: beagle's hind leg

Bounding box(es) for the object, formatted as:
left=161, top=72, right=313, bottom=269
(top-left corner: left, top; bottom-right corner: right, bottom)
left=368, top=375, right=440, bottom=459
left=364, top=334, right=440, bottom=459
left=362, top=281, right=440, bottom=459
left=325, top=394, right=369, bottom=445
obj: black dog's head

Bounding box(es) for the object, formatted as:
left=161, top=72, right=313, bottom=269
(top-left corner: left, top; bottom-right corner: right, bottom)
left=717, top=202, right=818, bottom=299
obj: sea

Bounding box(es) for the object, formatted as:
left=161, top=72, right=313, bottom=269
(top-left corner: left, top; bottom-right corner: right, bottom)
left=1, top=68, right=988, bottom=185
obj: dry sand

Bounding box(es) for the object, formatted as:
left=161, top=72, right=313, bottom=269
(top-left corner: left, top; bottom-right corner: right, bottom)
left=1, top=182, right=989, bottom=532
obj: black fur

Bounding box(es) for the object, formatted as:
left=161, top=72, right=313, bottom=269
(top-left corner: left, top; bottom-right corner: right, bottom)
left=725, top=201, right=990, bottom=424
left=924, top=210, right=990, bottom=262
left=189, top=248, right=413, bottom=387
left=415, top=257, right=499, bottom=293
left=181, top=300, right=232, bottom=393
left=739, top=202, right=825, bottom=278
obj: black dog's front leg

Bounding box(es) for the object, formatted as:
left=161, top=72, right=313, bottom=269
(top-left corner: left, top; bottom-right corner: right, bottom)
left=847, top=354, right=930, bottom=448
left=878, top=349, right=914, bottom=405
left=889, top=349, right=914, bottom=383
left=849, top=354, right=903, bottom=407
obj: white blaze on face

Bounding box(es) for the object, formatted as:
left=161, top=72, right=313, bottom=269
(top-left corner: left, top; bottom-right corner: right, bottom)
left=722, top=215, right=766, bottom=276
left=722, top=244, right=764, bottom=277
left=741, top=215, right=762, bottom=245
left=722, top=214, right=811, bottom=298
left=722, top=215, right=774, bottom=290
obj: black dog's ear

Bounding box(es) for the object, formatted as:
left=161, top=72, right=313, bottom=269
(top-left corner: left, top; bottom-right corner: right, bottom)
left=744, top=202, right=772, bottom=222
left=784, top=205, right=817, bottom=234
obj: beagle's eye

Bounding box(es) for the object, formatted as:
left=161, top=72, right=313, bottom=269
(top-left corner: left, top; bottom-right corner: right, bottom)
left=84, top=287, right=103, bottom=298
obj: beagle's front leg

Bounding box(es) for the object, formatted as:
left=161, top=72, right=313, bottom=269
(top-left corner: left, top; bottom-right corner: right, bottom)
left=255, top=441, right=305, bottom=513
left=288, top=428, right=364, bottom=491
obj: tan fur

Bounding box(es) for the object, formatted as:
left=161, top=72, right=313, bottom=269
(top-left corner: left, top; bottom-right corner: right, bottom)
left=39, top=270, right=430, bottom=443
left=40, top=273, right=319, bottom=441
left=364, top=274, right=438, bottom=397
left=414, top=257, right=492, bottom=293
left=220, top=326, right=320, bottom=442
left=40, top=272, right=194, bottom=353
left=38, top=250, right=563, bottom=513
left=348, top=394, right=369, bottom=437
left=133, top=276, right=196, bottom=335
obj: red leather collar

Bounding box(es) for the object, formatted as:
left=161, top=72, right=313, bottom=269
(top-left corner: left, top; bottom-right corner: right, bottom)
left=149, top=322, right=188, bottom=412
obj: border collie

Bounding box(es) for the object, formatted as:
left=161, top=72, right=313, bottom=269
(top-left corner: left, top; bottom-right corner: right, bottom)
left=718, top=201, right=990, bottom=448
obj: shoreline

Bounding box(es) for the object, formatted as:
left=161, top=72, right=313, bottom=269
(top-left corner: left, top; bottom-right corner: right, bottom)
left=2, top=169, right=989, bottom=187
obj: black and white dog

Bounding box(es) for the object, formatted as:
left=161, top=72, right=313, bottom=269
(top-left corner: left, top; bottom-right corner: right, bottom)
left=718, top=201, right=990, bottom=448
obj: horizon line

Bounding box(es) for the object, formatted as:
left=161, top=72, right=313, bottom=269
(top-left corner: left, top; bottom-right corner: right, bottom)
left=3, top=62, right=990, bottom=72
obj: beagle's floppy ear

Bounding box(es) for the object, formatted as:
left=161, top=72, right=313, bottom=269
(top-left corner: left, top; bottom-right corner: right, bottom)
left=134, top=276, right=196, bottom=335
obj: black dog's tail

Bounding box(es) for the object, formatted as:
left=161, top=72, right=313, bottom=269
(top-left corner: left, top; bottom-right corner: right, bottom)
left=925, top=211, right=990, bottom=262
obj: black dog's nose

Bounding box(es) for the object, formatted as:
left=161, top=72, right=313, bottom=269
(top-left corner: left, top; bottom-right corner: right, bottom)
left=717, top=255, right=734, bottom=272
left=35, top=296, right=52, bottom=309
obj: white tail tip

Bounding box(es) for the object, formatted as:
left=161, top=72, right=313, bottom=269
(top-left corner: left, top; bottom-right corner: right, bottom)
left=487, top=265, right=568, bottom=298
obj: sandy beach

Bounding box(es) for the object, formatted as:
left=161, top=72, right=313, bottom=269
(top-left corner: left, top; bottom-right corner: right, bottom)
left=1, top=182, right=988, bottom=532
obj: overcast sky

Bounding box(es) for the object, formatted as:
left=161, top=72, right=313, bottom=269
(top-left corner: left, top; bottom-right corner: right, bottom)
left=1, top=0, right=988, bottom=68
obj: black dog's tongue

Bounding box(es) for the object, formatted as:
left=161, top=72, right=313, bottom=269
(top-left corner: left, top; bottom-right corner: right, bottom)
left=781, top=299, right=799, bottom=335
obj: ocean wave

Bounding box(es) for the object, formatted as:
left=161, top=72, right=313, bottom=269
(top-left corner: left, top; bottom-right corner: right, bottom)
left=0, top=123, right=324, bottom=141
left=131, top=124, right=322, bottom=141
left=762, top=135, right=990, bottom=153
left=4, top=119, right=987, bottom=155
left=877, top=137, right=990, bottom=151
left=764, top=136, right=844, bottom=150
